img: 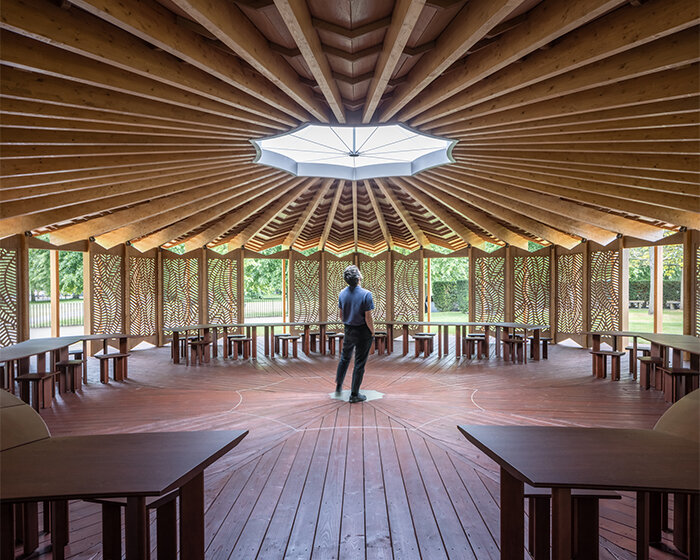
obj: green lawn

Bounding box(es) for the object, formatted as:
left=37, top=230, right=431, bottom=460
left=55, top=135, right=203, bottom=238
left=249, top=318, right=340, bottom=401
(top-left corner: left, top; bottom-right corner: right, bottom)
left=627, top=308, right=683, bottom=334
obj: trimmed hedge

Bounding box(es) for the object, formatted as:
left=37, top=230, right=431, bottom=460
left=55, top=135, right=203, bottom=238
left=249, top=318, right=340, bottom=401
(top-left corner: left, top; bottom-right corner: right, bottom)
left=432, top=280, right=468, bottom=312
left=629, top=280, right=681, bottom=303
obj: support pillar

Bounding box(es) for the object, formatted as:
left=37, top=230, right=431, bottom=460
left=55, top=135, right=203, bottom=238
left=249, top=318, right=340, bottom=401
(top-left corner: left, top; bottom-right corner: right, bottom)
left=50, top=249, right=60, bottom=337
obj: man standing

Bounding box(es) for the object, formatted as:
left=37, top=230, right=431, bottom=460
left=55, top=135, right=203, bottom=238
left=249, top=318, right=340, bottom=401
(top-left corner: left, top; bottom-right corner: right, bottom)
left=335, top=265, right=375, bottom=403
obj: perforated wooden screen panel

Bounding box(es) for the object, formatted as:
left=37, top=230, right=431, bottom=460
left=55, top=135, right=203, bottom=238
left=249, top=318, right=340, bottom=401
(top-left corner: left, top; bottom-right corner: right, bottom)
left=590, top=249, right=620, bottom=331
left=556, top=252, right=584, bottom=335
left=208, top=255, right=238, bottom=325
left=474, top=255, right=505, bottom=323
left=0, top=247, right=19, bottom=347
left=128, top=256, right=156, bottom=337
left=513, top=254, right=550, bottom=327
left=393, top=254, right=420, bottom=324
left=359, top=256, right=387, bottom=322
left=91, top=252, right=123, bottom=335
left=162, top=254, right=199, bottom=329
left=292, top=257, right=320, bottom=323
left=326, top=258, right=353, bottom=328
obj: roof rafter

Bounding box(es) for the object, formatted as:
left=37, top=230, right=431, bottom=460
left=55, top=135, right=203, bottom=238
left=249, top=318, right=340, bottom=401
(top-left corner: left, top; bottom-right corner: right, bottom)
left=363, top=180, right=393, bottom=251
left=373, top=178, right=430, bottom=247
left=319, top=181, right=345, bottom=251
left=282, top=178, right=335, bottom=249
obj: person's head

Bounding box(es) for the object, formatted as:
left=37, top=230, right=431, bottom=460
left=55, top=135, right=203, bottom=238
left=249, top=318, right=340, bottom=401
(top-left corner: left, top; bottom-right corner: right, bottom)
left=343, top=265, right=362, bottom=287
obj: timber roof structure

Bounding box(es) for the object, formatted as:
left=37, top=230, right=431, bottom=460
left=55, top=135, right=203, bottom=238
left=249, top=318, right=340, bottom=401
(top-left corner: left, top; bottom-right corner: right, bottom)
left=1, top=0, right=698, bottom=255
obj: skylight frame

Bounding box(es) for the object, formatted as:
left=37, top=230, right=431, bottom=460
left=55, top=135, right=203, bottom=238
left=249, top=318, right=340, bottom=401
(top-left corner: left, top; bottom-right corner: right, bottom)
left=251, top=123, right=457, bottom=181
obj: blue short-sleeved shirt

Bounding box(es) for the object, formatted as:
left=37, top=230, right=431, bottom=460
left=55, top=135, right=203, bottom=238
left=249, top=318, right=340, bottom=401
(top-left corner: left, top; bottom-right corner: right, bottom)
left=338, top=285, right=374, bottom=326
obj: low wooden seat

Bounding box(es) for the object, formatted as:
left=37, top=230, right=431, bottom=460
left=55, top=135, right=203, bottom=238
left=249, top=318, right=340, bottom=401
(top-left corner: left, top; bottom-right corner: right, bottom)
left=656, top=366, right=700, bottom=403
left=590, top=350, right=626, bottom=380
left=503, top=336, right=526, bottom=363
left=55, top=359, right=83, bottom=392
left=373, top=332, right=388, bottom=355
left=526, top=485, right=620, bottom=559
left=15, top=372, right=58, bottom=411
left=528, top=336, right=553, bottom=360
left=464, top=334, right=487, bottom=359
left=412, top=333, right=435, bottom=357
left=94, top=352, right=131, bottom=381
left=638, top=356, right=663, bottom=390
left=327, top=333, right=344, bottom=356
left=229, top=336, right=252, bottom=359
left=278, top=334, right=301, bottom=358
left=188, top=339, right=210, bottom=366
left=625, top=343, right=651, bottom=375
left=308, top=331, right=321, bottom=352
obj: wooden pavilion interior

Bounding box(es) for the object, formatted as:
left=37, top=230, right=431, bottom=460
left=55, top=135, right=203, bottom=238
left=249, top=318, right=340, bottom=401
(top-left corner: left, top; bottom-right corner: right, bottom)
left=1, top=0, right=699, bottom=558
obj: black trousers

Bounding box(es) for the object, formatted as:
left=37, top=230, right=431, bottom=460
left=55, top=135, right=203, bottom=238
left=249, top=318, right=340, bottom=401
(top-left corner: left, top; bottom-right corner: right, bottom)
left=335, top=324, right=372, bottom=395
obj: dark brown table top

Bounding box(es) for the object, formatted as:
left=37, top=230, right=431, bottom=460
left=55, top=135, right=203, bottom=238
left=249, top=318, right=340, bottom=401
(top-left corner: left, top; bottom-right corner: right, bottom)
left=0, top=430, right=247, bottom=502
left=587, top=331, right=700, bottom=355
left=0, top=333, right=131, bottom=362
left=458, top=425, right=699, bottom=494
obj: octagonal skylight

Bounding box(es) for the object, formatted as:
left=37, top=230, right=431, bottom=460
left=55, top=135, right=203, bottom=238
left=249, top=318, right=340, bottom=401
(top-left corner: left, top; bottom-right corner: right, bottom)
left=251, top=124, right=456, bottom=180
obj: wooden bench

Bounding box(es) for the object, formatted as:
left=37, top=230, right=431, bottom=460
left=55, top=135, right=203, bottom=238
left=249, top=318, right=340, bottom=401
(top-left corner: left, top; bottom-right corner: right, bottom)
left=463, top=334, right=487, bottom=359
left=638, top=355, right=663, bottom=390
left=529, top=336, right=552, bottom=360
left=189, top=339, right=210, bottom=366
left=229, top=336, right=252, bottom=359
left=656, top=366, right=699, bottom=403
left=55, top=359, right=83, bottom=392
left=412, top=333, right=436, bottom=357
left=94, top=352, right=131, bottom=382
left=327, top=333, right=344, bottom=356
left=526, top=485, right=620, bottom=560
left=625, top=343, right=651, bottom=376
left=372, top=331, right=388, bottom=355
left=503, top=336, right=526, bottom=363
left=590, top=350, right=626, bottom=380
left=277, top=334, right=301, bottom=358
left=15, top=372, right=58, bottom=411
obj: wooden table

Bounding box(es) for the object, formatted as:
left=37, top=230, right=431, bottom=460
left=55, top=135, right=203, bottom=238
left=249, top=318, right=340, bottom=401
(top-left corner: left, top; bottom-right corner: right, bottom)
left=458, top=425, right=699, bottom=560
left=496, top=323, right=548, bottom=361
left=0, top=430, right=247, bottom=560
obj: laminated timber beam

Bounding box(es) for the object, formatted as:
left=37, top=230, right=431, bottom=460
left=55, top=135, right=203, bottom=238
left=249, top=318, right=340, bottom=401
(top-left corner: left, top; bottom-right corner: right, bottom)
left=394, top=0, right=628, bottom=122
left=390, top=177, right=485, bottom=249
left=363, top=181, right=393, bottom=251
left=0, top=68, right=279, bottom=135
left=411, top=0, right=699, bottom=125
left=432, top=64, right=700, bottom=135
left=184, top=177, right=311, bottom=250
left=50, top=168, right=279, bottom=246
left=378, top=0, right=523, bottom=121
left=361, top=0, right=426, bottom=123
left=405, top=174, right=581, bottom=249
left=427, top=167, right=669, bottom=241
left=372, top=178, right=430, bottom=248
left=273, top=0, right=345, bottom=123
left=319, top=181, right=344, bottom=251
left=282, top=178, right=335, bottom=249
left=1, top=0, right=306, bottom=123
left=419, top=28, right=700, bottom=130
left=73, top=0, right=327, bottom=121
left=352, top=182, right=358, bottom=252
left=0, top=32, right=289, bottom=130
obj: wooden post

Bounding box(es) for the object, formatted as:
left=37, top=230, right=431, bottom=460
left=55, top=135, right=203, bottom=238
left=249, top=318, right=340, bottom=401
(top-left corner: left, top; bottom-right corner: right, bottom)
left=653, top=245, right=664, bottom=333
left=122, top=245, right=131, bottom=341
left=198, top=248, right=208, bottom=325
left=50, top=249, right=60, bottom=337
left=550, top=245, right=557, bottom=341
left=582, top=241, right=591, bottom=348
left=288, top=250, right=296, bottom=330
left=18, top=234, right=30, bottom=342
left=619, top=237, right=629, bottom=348
left=418, top=248, right=425, bottom=323
left=426, top=257, right=431, bottom=329
left=236, top=249, right=245, bottom=328
left=320, top=251, right=327, bottom=322
left=468, top=246, right=475, bottom=323
left=682, top=230, right=696, bottom=336
left=155, top=248, right=164, bottom=347
left=505, top=246, right=514, bottom=322
left=386, top=250, right=394, bottom=339
left=282, top=257, right=287, bottom=333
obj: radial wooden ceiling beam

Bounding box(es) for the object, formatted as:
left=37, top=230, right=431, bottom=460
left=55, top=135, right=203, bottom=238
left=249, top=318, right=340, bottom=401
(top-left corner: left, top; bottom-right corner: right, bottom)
left=412, top=0, right=699, bottom=125
left=420, top=29, right=700, bottom=130
left=319, top=181, right=344, bottom=251
left=282, top=178, right=334, bottom=249
left=396, top=0, right=627, bottom=122
left=373, top=178, right=431, bottom=247
left=274, top=0, right=345, bottom=123
left=391, top=177, right=485, bottom=248
left=164, top=0, right=328, bottom=122
left=0, top=33, right=289, bottom=130
left=379, top=0, right=522, bottom=122
left=361, top=0, right=426, bottom=123
left=50, top=168, right=276, bottom=246
left=430, top=167, right=668, bottom=241
left=352, top=181, right=359, bottom=253
left=226, top=178, right=313, bottom=249
left=363, top=181, right=393, bottom=251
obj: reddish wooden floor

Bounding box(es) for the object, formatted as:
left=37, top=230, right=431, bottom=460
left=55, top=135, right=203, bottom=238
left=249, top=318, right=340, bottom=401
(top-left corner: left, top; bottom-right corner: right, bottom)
left=26, top=339, right=682, bottom=559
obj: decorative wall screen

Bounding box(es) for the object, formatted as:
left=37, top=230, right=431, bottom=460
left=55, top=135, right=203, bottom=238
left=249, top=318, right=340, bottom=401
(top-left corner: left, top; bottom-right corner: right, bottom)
left=292, top=256, right=320, bottom=323
left=162, top=254, right=198, bottom=328
left=326, top=258, right=353, bottom=327
left=91, top=252, right=123, bottom=334
left=556, top=252, right=584, bottom=334
left=513, top=254, right=550, bottom=327
left=474, top=254, right=505, bottom=323
left=208, top=254, right=238, bottom=325
left=359, top=256, right=387, bottom=321
left=0, top=247, right=19, bottom=347
left=393, top=252, right=420, bottom=323
left=589, top=249, right=620, bottom=331
left=128, top=256, right=156, bottom=337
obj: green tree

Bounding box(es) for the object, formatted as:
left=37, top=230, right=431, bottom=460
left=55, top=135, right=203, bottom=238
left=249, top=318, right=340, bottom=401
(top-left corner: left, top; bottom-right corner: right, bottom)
left=58, top=251, right=83, bottom=296
left=28, top=249, right=49, bottom=300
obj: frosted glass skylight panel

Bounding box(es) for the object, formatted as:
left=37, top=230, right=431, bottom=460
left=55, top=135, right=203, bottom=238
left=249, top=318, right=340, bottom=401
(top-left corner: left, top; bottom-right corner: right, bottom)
left=252, top=124, right=456, bottom=180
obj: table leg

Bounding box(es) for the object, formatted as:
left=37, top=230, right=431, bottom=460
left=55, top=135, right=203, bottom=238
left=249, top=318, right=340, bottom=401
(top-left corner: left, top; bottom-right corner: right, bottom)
left=125, top=497, right=148, bottom=560
left=533, top=330, right=541, bottom=361
left=304, top=325, right=310, bottom=356
left=493, top=326, right=499, bottom=359
left=455, top=325, right=461, bottom=358
left=252, top=326, right=257, bottom=359
left=690, top=493, right=699, bottom=560
left=632, top=336, right=638, bottom=378
left=574, top=496, right=599, bottom=560
left=672, top=348, right=682, bottom=368
left=438, top=326, right=443, bottom=358
left=212, top=327, right=218, bottom=358
left=637, top=491, right=650, bottom=560
left=1, top=502, right=14, bottom=560
left=592, top=333, right=601, bottom=352
left=499, top=467, right=524, bottom=559
left=172, top=331, right=180, bottom=364
left=203, top=328, right=211, bottom=363
left=320, top=325, right=326, bottom=356
left=51, top=500, right=69, bottom=560
left=443, top=325, right=449, bottom=355
left=552, top=487, right=572, bottom=560
left=180, top=472, right=205, bottom=560
left=403, top=325, right=409, bottom=356
left=222, top=327, right=229, bottom=359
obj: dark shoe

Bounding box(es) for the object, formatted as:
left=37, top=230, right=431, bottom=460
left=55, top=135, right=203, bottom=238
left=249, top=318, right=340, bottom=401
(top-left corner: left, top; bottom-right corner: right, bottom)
left=349, top=393, right=366, bottom=403
left=334, top=385, right=342, bottom=396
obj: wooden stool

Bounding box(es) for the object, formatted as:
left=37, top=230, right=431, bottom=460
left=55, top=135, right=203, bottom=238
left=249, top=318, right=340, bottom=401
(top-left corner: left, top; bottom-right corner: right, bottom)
left=657, top=367, right=700, bottom=403
left=589, top=350, right=625, bottom=380
left=328, top=333, right=344, bottom=356
left=179, top=335, right=199, bottom=358
left=464, top=334, right=487, bottom=359
left=528, top=336, right=552, bottom=360
left=227, top=334, right=247, bottom=355
left=625, top=344, right=651, bottom=376
left=503, top=336, right=526, bottom=363
left=638, top=356, right=663, bottom=389
left=231, top=337, right=252, bottom=359
left=55, top=359, right=83, bottom=392
left=373, top=332, right=387, bottom=355
left=15, top=372, right=58, bottom=411
left=526, top=485, right=620, bottom=560
left=278, top=334, right=300, bottom=358
left=95, top=353, right=131, bottom=381
left=412, top=333, right=434, bottom=357
left=308, top=332, right=321, bottom=352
